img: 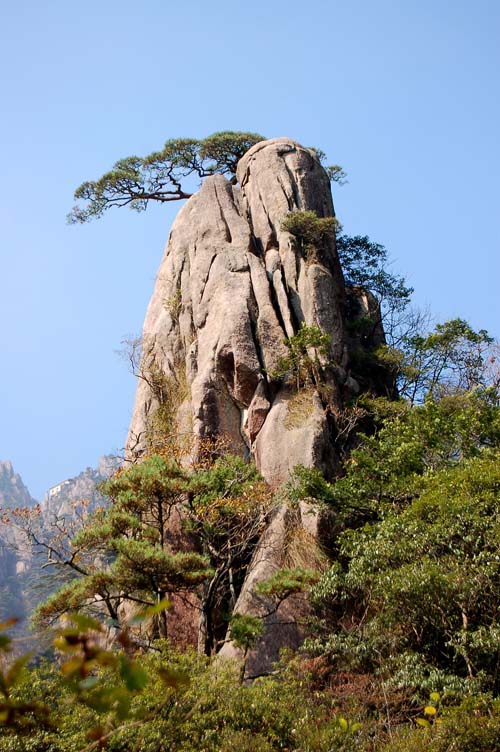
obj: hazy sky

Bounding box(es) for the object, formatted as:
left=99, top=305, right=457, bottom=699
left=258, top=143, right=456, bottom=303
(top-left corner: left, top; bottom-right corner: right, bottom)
left=1, top=0, right=498, bottom=498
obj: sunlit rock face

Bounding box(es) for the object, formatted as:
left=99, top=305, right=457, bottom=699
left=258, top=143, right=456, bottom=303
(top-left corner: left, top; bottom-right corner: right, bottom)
left=127, top=138, right=349, bottom=486
left=126, top=139, right=379, bottom=674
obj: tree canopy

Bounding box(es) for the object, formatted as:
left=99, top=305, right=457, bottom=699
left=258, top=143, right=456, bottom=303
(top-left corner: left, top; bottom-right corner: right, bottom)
left=336, top=233, right=413, bottom=316
left=377, top=317, right=495, bottom=404
left=68, top=132, right=350, bottom=224
left=68, top=131, right=265, bottom=224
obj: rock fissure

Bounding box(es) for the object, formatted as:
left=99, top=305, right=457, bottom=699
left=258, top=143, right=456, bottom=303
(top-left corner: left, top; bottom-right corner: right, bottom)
left=213, top=181, right=234, bottom=243
left=276, top=174, right=294, bottom=212
left=265, top=271, right=289, bottom=338
left=281, top=155, right=302, bottom=210
left=197, top=252, right=218, bottom=306
left=246, top=275, right=267, bottom=378
left=279, top=262, right=302, bottom=332
left=256, top=186, right=278, bottom=250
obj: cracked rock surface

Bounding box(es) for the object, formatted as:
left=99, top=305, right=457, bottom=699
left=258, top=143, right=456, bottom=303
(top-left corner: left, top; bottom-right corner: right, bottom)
left=127, top=138, right=347, bottom=484
left=126, top=138, right=352, bottom=673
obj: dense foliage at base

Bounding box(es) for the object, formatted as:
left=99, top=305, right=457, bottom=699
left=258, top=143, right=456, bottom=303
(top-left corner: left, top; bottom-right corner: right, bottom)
left=4, top=636, right=500, bottom=752
left=3, top=383, right=500, bottom=750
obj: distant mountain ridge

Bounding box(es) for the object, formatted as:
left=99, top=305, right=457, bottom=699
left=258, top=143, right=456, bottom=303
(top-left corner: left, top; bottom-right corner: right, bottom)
left=0, top=460, right=37, bottom=509
left=40, top=455, right=120, bottom=519
left=0, top=455, right=120, bottom=631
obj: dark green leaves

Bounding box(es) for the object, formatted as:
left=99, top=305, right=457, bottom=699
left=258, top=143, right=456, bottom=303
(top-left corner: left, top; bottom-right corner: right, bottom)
left=312, top=450, right=500, bottom=694
left=337, top=233, right=413, bottom=313
left=69, top=131, right=265, bottom=223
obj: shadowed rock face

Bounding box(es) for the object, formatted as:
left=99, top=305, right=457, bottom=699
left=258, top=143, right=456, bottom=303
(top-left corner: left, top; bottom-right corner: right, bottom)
left=126, top=138, right=357, bottom=674
left=127, top=138, right=348, bottom=485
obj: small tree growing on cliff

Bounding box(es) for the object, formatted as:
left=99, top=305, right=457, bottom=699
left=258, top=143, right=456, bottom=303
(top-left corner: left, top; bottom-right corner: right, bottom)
left=282, top=210, right=339, bottom=263
left=68, top=132, right=265, bottom=223
left=119, top=335, right=189, bottom=455
left=69, top=133, right=349, bottom=225
left=272, top=323, right=332, bottom=391
left=336, top=233, right=413, bottom=322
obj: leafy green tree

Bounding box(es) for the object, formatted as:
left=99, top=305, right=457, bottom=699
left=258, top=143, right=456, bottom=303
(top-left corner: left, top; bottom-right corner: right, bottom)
left=2, top=620, right=370, bottom=752
left=68, top=131, right=264, bottom=223
left=290, top=387, right=500, bottom=697
left=309, top=147, right=348, bottom=185
left=378, top=317, right=494, bottom=404
left=310, top=451, right=500, bottom=695
left=30, top=453, right=274, bottom=655
left=33, top=455, right=211, bottom=638
left=5, top=608, right=500, bottom=751
left=291, top=389, right=500, bottom=528
left=184, top=455, right=274, bottom=654
left=337, top=234, right=412, bottom=311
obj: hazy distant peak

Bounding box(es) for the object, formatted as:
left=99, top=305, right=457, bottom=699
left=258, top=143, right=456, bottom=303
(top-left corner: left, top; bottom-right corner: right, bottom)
left=0, top=460, right=37, bottom=509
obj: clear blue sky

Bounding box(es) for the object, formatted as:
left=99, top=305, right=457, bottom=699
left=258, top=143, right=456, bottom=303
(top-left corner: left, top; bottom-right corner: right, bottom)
left=1, top=0, right=498, bottom=498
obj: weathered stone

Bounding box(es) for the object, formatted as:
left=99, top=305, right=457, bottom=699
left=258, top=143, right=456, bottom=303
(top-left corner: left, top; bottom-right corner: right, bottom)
left=0, top=460, right=36, bottom=509
left=127, top=138, right=347, bottom=475
left=125, top=138, right=353, bottom=664
left=253, top=388, right=334, bottom=489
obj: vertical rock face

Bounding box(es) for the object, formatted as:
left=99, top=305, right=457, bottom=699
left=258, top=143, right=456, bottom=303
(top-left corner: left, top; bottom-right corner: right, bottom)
left=126, top=138, right=369, bottom=673
left=127, top=138, right=348, bottom=485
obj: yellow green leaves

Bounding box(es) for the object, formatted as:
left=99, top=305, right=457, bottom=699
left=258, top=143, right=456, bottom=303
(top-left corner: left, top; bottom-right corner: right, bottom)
left=157, top=666, right=190, bottom=689
left=0, top=621, right=49, bottom=730
left=271, top=322, right=333, bottom=390
left=337, top=716, right=362, bottom=733
left=8, top=612, right=189, bottom=743
left=416, top=692, right=441, bottom=729
left=256, top=567, right=320, bottom=600
left=130, top=598, right=172, bottom=624
left=416, top=716, right=431, bottom=728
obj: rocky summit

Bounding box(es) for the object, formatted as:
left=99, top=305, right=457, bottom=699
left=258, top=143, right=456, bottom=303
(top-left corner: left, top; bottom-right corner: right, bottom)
left=126, top=138, right=381, bottom=675
left=127, top=138, right=350, bottom=483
